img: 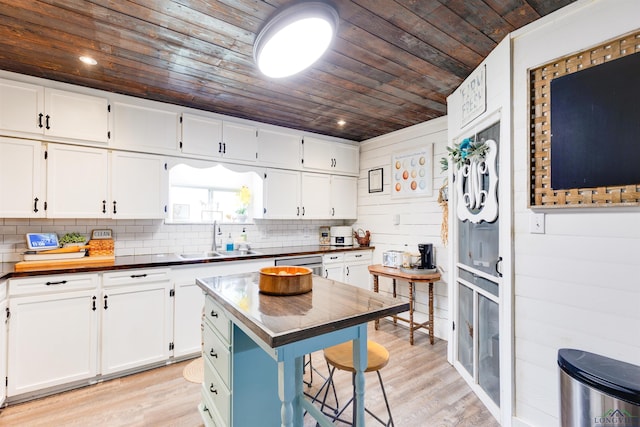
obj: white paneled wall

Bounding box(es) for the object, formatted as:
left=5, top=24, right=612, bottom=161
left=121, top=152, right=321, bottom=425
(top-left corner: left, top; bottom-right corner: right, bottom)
left=510, top=1, right=640, bottom=426
left=356, top=116, right=450, bottom=339
left=0, top=218, right=344, bottom=262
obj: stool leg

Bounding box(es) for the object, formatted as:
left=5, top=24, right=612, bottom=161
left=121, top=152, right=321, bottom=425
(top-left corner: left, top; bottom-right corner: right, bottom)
left=377, top=371, right=394, bottom=427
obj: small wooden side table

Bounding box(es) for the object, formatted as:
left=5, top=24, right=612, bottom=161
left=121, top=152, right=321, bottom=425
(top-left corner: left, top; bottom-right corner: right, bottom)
left=368, top=264, right=441, bottom=345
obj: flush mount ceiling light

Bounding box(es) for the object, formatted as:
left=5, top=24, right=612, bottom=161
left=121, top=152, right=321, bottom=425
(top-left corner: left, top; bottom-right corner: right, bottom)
left=79, top=56, right=97, bottom=65
left=253, top=2, right=339, bottom=78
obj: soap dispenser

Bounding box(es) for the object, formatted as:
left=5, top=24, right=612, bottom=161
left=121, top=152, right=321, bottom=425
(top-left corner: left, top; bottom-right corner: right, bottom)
left=226, top=233, right=234, bottom=251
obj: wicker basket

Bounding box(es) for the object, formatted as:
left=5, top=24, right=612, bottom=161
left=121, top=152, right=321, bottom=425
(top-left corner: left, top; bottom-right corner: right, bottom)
left=88, top=239, right=114, bottom=256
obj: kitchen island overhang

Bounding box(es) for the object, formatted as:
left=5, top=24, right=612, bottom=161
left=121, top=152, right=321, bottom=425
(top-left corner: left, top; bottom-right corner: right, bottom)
left=196, top=272, right=409, bottom=427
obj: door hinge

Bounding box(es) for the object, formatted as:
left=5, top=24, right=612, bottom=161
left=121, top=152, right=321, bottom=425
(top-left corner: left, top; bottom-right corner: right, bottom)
left=169, top=342, right=174, bottom=351
left=264, top=172, right=267, bottom=179
left=179, top=141, right=183, bottom=149
left=164, top=205, right=167, bottom=213
left=5, top=377, right=7, bottom=387
left=452, top=321, right=455, bottom=331
left=169, top=289, right=175, bottom=297
left=164, top=162, right=168, bottom=170
left=107, top=104, right=111, bottom=113
left=44, top=150, right=48, bottom=160
left=5, top=307, right=10, bottom=321
left=107, top=130, right=111, bottom=139
left=44, top=201, right=48, bottom=211
left=179, top=115, right=183, bottom=124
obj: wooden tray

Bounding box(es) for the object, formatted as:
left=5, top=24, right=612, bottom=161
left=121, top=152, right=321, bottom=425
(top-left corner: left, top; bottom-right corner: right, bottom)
left=14, top=255, right=116, bottom=272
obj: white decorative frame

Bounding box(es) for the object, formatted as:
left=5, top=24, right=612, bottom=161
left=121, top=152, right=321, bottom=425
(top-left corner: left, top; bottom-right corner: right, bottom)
left=455, top=139, right=498, bottom=223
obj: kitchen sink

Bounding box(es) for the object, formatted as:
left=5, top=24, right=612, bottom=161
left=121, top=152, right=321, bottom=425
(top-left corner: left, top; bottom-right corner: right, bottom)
left=178, top=251, right=222, bottom=259
left=178, top=250, right=261, bottom=259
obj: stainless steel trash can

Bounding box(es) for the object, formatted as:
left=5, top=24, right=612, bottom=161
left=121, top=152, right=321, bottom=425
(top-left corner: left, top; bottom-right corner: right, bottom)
left=558, top=348, right=640, bottom=427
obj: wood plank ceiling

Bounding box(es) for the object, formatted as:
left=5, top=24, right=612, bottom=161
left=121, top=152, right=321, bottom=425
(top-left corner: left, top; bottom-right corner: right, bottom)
left=0, top=0, right=576, bottom=142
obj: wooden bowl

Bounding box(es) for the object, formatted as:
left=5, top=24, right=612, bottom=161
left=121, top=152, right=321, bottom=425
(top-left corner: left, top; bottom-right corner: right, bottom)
left=259, top=266, right=313, bottom=295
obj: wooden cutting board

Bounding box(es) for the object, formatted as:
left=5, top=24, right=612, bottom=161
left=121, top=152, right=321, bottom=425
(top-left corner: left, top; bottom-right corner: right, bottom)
left=14, top=255, right=116, bottom=272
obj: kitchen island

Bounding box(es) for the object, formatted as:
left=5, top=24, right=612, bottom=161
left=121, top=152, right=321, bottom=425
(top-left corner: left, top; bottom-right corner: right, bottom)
left=196, top=272, right=409, bottom=427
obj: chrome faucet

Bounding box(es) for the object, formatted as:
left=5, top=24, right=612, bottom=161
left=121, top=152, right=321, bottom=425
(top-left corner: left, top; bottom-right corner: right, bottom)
left=212, top=221, right=221, bottom=251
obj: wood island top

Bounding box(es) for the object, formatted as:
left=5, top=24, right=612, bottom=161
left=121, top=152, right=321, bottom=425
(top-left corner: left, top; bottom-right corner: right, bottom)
left=196, top=272, right=409, bottom=348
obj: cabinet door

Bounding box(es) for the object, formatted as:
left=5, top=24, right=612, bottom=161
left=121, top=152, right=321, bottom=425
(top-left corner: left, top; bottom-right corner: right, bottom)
left=111, top=151, right=167, bottom=219
left=46, top=144, right=109, bottom=218
left=332, top=142, right=359, bottom=175
left=0, top=79, right=44, bottom=136
left=7, top=289, right=98, bottom=396
left=101, top=280, right=172, bottom=375
left=344, top=252, right=372, bottom=290
left=0, top=297, right=7, bottom=406
left=0, top=138, right=44, bottom=217
left=173, top=279, right=206, bottom=358
left=302, top=136, right=333, bottom=171
left=263, top=169, right=300, bottom=219
left=257, top=128, right=301, bottom=169
left=300, top=172, right=330, bottom=219
left=322, top=253, right=344, bottom=281
left=44, top=88, right=109, bottom=143
left=181, top=113, right=223, bottom=158
left=330, top=175, right=357, bottom=219
left=112, top=101, right=179, bottom=154
left=222, top=121, right=257, bottom=162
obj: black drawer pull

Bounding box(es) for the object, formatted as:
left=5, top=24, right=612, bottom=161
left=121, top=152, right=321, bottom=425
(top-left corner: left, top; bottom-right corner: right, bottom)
left=209, top=384, right=218, bottom=394
left=46, top=280, right=67, bottom=286
left=33, top=197, right=39, bottom=213
left=209, top=348, right=218, bottom=358
left=130, top=274, right=147, bottom=279
left=210, top=310, right=218, bottom=318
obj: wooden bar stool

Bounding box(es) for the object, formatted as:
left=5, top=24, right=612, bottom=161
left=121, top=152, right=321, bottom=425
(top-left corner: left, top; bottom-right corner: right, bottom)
left=319, top=340, right=394, bottom=426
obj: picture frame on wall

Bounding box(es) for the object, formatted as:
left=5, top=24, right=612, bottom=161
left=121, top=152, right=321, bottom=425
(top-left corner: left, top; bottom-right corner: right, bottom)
left=368, top=168, right=383, bottom=193
left=391, top=145, right=433, bottom=198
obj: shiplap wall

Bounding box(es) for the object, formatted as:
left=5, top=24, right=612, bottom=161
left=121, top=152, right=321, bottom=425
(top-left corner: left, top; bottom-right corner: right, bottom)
left=510, top=1, right=640, bottom=426
left=354, top=116, right=449, bottom=339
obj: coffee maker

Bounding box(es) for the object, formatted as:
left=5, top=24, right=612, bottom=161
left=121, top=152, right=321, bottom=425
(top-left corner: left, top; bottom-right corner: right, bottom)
left=418, top=243, right=434, bottom=270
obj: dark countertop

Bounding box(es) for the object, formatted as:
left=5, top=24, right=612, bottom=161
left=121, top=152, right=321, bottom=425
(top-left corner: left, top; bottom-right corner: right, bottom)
left=0, top=245, right=373, bottom=280
left=196, top=271, right=407, bottom=348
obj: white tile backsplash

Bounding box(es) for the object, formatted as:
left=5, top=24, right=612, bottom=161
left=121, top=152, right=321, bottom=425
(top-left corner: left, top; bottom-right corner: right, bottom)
left=0, top=218, right=347, bottom=262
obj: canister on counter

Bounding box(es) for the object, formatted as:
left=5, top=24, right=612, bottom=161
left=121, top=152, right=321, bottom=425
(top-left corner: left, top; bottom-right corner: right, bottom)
left=319, top=226, right=331, bottom=245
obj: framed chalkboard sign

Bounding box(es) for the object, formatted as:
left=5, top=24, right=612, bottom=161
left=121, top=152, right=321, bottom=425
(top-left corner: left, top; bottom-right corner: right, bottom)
left=529, top=30, right=640, bottom=207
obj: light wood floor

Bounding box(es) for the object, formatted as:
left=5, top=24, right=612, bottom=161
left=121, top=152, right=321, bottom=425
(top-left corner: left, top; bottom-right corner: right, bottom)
left=0, top=321, right=499, bottom=427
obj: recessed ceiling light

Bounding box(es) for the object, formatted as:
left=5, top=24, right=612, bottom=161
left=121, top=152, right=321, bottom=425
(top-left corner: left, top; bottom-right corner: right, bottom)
left=79, top=56, right=97, bottom=65
left=337, top=119, right=346, bottom=126
left=254, top=2, right=339, bottom=78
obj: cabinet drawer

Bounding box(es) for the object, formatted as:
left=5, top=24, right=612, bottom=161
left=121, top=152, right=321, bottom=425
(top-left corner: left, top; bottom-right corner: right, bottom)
left=203, top=357, right=231, bottom=427
left=103, top=268, right=170, bottom=287
left=322, top=253, right=344, bottom=264
left=203, top=323, right=231, bottom=388
left=8, top=273, right=98, bottom=296
left=344, top=251, right=371, bottom=263
left=204, top=296, right=230, bottom=343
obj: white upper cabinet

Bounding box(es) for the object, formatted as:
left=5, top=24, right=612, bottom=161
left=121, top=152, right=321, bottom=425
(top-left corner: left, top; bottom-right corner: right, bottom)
left=111, top=151, right=167, bottom=219
left=180, top=113, right=222, bottom=158
left=262, top=169, right=301, bottom=219
left=302, top=136, right=359, bottom=176
left=330, top=175, right=357, bottom=219
left=112, top=101, right=179, bottom=154
left=300, top=172, right=331, bottom=219
left=0, top=138, right=44, bottom=218
left=257, top=128, right=301, bottom=169
left=180, top=115, right=257, bottom=162
left=46, top=144, right=109, bottom=218
left=221, top=121, right=257, bottom=162
left=0, top=79, right=109, bottom=144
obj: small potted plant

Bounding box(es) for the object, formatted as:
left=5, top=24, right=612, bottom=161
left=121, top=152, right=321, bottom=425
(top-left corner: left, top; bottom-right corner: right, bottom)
left=59, top=232, right=87, bottom=247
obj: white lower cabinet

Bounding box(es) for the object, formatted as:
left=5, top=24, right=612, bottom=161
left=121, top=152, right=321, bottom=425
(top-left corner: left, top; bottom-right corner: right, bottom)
left=0, top=282, right=7, bottom=406
left=200, top=296, right=231, bottom=427
left=7, top=274, right=99, bottom=397
left=322, top=250, right=373, bottom=289
left=101, top=268, right=173, bottom=376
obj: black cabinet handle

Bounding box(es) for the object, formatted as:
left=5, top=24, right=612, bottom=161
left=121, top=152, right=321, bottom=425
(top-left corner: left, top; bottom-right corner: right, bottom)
left=222, top=142, right=226, bottom=154
left=331, top=207, right=335, bottom=216
left=104, top=295, right=108, bottom=310
left=210, top=310, right=218, bottom=318
left=92, top=296, right=97, bottom=311
left=113, top=200, right=117, bottom=214
left=102, top=200, right=106, bottom=214
left=218, top=142, right=222, bottom=153
left=46, top=280, right=67, bottom=286
left=45, top=114, right=50, bottom=130
left=34, top=197, right=39, bottom=213
left=296, top=207, right=300, bottom=216
left=209, top=348, right=218, bottom=358
left=302, top=207, right=305, bottom=216
left=346, top=266, right=350, bottom=276
left=209, top=384, right=217, bottom=394
left=130, top=274, right=147, bottom=279
left=38, top=113, right=44, bottom=128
